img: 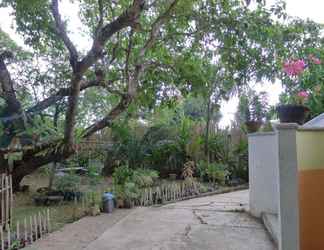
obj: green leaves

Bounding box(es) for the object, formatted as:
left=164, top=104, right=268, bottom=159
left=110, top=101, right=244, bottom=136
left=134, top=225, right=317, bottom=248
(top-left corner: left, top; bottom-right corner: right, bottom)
left=2, top=0, right=64, bottom=52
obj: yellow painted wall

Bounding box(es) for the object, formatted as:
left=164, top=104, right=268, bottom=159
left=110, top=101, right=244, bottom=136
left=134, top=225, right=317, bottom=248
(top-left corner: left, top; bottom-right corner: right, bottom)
left=297, top=130, right=324, bottom=171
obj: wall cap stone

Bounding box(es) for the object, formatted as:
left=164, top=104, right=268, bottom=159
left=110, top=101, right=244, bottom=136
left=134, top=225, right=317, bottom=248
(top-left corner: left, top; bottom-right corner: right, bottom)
left=248, top=132, right=276, bottom=137
left=275, top=123, right=299, bottom=130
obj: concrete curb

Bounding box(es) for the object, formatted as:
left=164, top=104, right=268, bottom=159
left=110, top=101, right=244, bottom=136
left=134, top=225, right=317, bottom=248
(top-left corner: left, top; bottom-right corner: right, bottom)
left=262, top=212, right=279, bottom=247
left=151, top=184, right=249, bottom=207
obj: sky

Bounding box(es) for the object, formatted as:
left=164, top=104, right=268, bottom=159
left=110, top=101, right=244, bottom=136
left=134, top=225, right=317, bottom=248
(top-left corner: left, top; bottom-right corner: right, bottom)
left=1, top=0, right=324, bottom=126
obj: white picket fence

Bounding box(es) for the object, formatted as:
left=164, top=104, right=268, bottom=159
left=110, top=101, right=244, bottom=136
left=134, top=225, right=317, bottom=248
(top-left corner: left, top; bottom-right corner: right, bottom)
left=0, top=209, right=51, bottom=250
left=138, top=180, right=202, bottom=206
left=0, top=175, right=52, bottom=249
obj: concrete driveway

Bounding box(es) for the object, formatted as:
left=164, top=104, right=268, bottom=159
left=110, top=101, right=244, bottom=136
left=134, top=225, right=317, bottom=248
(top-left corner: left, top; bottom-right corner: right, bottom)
left=86, top=190, right=275, bottom=250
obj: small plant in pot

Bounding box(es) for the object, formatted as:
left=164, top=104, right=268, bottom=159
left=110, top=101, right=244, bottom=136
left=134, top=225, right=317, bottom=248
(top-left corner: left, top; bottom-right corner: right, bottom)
left=277, top=91, right=310, bottom=125
left=277, top=56, right=322, bottom=124
left=238, top=91, right=269, bottom=133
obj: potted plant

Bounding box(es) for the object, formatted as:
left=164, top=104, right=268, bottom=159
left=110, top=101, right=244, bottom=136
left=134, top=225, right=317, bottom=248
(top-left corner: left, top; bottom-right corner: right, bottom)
left=238, top=91, right=269, bottom=133
left=276, top=91, right=310, bottom=124
left=277, top=56, right=321, bottom=124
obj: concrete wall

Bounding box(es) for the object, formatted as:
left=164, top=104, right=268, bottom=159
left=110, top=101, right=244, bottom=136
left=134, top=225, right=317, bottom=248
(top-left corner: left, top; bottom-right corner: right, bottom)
left=248, top=132, right=278, bottom=217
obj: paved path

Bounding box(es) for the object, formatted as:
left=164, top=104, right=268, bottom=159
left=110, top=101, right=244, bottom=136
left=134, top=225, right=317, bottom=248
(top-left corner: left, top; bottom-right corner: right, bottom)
left=24, top=210, right=132, bottom=250
left=86, top=190, right=275, bottom=250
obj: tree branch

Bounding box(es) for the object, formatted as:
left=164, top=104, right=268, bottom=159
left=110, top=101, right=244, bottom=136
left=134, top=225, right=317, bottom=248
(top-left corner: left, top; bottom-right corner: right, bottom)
left=63, top=0, right=145, bottom=147
left=95, top=0, right=104, bottom=36
left=78, top=0, right=145, bottom=73
left=0, top=77, right=120, bottom=124
left=125, top=29, right=134, bottom=83
left=51, top=0, right=79, bottom=71
left=0, top=52, right=22, bottom=116
left=27, top=80, right=101, bottom=114
left=138, top=0, right=179, bottom=58
left=80, top=0, right=180, bottom=138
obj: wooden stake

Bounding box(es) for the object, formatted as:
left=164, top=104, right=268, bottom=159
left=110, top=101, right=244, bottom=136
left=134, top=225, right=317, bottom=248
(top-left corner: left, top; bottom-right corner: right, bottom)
left=47, top=209, right=51, bottom=233
left=0, top=175, right=3, bottom=226
left=7, top=224, right=11, bottom=249
left=29, top=216, right=33, bottom=242
left=16, top=220, right=20, bottom=242
left=38, top=212, right=42, bottom=238
left=9, top=175, right=13, bottom=225
left=0, top=226, right=4, bottom=250
left=34, top=215, right=38, bottom=240
left=42, top=211, right=47, bottom=234
left=5, top=177, right=9, bottom=229
left=24, top=218, right=28, bottom=243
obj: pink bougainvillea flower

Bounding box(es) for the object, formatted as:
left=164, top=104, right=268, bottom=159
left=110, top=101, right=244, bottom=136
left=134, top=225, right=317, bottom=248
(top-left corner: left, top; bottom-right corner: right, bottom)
left=297, top=91, right=309, bottom=99
left=283, top=59, right=306, bottom=76
left=309, top=54, right=321, bottom=65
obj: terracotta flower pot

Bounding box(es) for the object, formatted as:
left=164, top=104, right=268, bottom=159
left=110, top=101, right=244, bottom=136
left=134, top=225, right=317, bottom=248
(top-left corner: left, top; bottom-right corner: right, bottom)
left=245, top=121, right=262, bottom=133
left=276, top=104, right=310, bottom=125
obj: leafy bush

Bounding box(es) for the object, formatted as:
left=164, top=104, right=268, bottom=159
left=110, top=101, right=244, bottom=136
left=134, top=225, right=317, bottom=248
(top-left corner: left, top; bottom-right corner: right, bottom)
left=124, top=182, right=140, bottom=200
left=112, top=166, right=158, bottom=202
left=231, top=138, right=248, bottom=181
left=54, top=174, right=81, bottom=192
left=87, top=161, right=103, bottom=186
left=132, top=169, right=159, bottom=188
left=197, top=161, right=228, bottom=185
left=112, top=165, right=133, bottom=186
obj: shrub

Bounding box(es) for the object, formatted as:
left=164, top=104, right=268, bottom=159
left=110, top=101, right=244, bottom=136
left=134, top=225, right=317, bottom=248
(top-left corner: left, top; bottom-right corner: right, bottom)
left=231, top=138, right=249, bottom=182
left=196, top=161, right=228, bottom=185
left=87, top=161, right=103, bottom=186
left=206, top=163, right=228, bottom=185
left=54, top=174, right=81, bottom=192
left=112, top=166, right=158, bottom=203
left=124, top=182, right=140, bottom=200
left=132, top=169, right=159, bottom=188
left=112, top=165, right=133, bottom=186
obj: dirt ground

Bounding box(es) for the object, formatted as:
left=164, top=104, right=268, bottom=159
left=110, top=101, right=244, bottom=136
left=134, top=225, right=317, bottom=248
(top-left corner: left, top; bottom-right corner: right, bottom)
left=23, top=209, right=132, bottom=250
left=12, top=173, right=112, bottom=232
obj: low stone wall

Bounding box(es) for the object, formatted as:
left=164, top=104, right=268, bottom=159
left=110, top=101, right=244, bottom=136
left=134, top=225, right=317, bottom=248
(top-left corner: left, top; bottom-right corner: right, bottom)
left=248, top=132, right=278, bottom=217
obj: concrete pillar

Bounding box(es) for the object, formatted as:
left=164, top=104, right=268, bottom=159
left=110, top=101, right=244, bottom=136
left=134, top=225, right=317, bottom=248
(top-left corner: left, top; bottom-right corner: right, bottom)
left=276, top=123, right=299, bottom=250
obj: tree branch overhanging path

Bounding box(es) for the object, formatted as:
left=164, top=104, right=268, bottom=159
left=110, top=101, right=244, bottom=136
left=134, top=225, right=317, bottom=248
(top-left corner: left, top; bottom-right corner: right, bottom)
left=0, top=0, right=182, bottom=190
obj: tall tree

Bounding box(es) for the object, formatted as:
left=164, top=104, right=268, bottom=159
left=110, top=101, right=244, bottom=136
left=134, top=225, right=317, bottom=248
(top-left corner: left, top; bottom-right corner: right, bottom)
left=0, top=0, right=321, bottom=190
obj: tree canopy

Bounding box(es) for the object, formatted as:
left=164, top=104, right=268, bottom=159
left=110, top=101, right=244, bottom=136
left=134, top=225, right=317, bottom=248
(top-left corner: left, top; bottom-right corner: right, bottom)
left=0, top=0, right=323, bottom=189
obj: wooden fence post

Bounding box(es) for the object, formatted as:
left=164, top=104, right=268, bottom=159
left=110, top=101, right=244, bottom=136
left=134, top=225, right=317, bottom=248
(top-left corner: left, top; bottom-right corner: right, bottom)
left=5, top=177, right=9, bottom=229
left=0, top=226, right=4, bottom=250
left=38, top=212, right=42, bottom=239
left=1, top=175, right=3, bottom=226
left=33, top=215, right=38, bottom=240
left=16, top=220, right=20, bottom=244
left=7, top=223, right=11, bottom=249
left=24, top=217, right=28, bottom=244
left=29, top=216, right=33, bottom=243
left=47, top=209, right=51, bottom=233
